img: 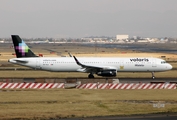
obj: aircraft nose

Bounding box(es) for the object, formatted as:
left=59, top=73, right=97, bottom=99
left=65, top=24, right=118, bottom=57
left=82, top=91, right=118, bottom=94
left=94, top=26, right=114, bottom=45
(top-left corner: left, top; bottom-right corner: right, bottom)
left=168, top=64, right=173, bottom=70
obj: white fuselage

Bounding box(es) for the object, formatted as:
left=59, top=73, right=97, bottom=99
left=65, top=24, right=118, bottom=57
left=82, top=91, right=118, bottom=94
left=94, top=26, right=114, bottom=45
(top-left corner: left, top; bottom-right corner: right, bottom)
left=8, top=57, right=172, bottom=72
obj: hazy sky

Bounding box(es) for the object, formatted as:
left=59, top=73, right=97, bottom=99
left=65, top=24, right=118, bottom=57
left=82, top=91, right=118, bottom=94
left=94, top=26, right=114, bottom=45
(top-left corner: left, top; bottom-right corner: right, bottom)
left=1, top=0, right=177, bottom=38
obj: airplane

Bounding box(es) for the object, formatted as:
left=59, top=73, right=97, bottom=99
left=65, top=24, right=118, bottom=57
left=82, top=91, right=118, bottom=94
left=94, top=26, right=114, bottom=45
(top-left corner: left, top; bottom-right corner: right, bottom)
left=31, top=39, right=49, bottom=44
left=8, top=35, right=172, bottom=79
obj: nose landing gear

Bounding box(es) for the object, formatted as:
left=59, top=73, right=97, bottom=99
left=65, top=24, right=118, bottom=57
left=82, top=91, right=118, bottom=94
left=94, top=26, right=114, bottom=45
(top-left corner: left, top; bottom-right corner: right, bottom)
left=152, top=72, right=155, bottom=79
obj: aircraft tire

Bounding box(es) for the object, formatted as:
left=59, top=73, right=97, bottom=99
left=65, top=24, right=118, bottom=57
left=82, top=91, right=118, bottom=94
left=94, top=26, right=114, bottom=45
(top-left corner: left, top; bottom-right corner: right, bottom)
left=88, top=74, right=94, bottom=78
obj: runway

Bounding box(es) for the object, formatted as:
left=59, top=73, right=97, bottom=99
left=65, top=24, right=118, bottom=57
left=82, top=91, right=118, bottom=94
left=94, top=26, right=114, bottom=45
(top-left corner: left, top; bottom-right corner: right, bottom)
left=56, top=113, right=177, bottom=120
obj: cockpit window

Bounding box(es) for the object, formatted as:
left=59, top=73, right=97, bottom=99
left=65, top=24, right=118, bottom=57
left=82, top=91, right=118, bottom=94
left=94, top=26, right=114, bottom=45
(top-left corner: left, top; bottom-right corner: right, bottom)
left=161, top=61, right=166, bottom=64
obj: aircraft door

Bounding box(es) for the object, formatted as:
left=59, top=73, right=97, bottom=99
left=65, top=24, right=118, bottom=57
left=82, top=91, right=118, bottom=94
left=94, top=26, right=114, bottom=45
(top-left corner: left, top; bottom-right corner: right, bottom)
left=119, top=60, right=124, bottom=70
left=152, top=59, right=156, bottom=67
left=36, top=59, right=41, bottom=69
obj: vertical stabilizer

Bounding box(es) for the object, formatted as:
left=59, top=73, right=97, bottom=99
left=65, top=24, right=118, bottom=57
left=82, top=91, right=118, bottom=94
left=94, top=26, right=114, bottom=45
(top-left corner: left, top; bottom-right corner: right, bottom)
left=11, top=35, right=38, bottom=58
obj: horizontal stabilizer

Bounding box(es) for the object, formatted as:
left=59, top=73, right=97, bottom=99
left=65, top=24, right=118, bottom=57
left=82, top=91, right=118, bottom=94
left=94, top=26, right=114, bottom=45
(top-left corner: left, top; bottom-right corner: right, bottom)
left=14, top=59, right=28, bottom=63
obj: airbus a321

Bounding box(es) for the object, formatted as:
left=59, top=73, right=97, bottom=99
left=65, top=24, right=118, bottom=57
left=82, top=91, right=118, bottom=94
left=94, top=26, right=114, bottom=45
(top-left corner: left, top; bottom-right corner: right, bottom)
left=8, top=35, right=172, bottom=79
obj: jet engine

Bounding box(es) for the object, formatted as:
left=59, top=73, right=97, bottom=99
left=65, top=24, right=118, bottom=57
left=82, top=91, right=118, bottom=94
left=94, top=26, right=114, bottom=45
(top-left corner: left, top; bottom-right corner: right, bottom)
left=96, top=69, right=117, bottom=77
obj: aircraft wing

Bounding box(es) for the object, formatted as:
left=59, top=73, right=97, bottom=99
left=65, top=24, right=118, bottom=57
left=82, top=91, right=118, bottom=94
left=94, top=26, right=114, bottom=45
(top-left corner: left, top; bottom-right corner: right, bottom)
left=73, top=56, right=117, bottom=73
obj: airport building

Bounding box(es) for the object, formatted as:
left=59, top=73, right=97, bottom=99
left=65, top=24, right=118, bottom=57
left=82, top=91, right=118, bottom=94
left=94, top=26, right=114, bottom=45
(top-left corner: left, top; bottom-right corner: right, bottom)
left=116, top=35, right=129, bottom=40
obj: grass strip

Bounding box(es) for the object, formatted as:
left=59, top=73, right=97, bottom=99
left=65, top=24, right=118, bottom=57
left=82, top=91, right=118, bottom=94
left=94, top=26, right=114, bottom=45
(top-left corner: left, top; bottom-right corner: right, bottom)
left=0, top=89, right=177, bottom=119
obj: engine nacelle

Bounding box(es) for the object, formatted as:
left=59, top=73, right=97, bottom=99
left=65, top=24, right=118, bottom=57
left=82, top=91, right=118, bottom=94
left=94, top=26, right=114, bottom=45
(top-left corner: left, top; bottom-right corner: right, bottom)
left=96, top=69, right=117, bottom=77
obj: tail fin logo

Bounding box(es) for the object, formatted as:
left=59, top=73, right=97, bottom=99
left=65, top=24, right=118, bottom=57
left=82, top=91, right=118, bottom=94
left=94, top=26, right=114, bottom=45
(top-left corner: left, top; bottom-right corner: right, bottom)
left=15, top=41, right=29, bottom=56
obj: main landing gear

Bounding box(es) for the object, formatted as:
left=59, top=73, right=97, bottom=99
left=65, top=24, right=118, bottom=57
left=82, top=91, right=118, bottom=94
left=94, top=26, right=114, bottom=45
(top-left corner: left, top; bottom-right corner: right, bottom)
left=151, top=72, right=155, bottom=79
left=88, top=73, right=94, bottom=78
